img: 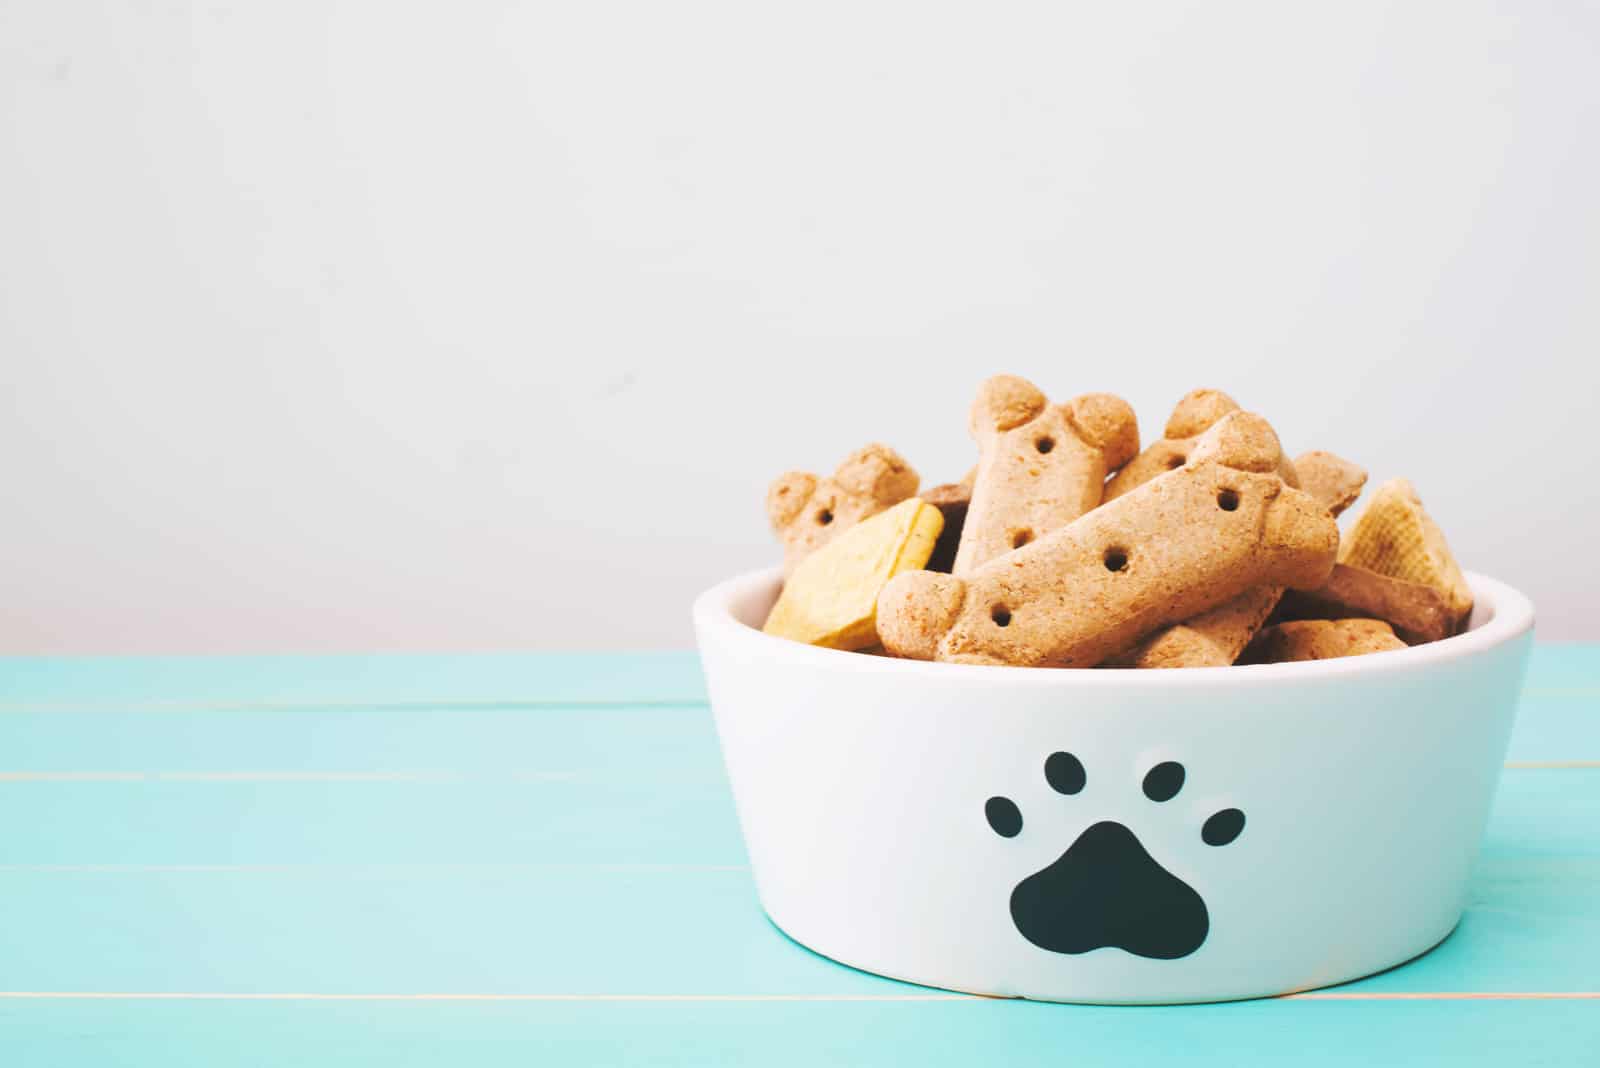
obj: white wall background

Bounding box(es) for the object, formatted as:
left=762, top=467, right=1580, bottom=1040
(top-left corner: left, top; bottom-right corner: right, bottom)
left=2, top=1, right=1596, bottom=653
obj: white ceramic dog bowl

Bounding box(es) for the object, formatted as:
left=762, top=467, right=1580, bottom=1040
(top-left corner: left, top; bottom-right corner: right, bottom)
left=693, top=569, right=1534, bottom=1004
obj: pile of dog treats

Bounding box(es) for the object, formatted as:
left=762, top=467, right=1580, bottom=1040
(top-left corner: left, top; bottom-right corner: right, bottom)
left=761, top=375, right=1473, bottom=668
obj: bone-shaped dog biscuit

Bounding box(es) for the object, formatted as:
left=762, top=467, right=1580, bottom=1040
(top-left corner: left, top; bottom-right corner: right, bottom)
left=1102, top=388, right=1237, bottom=502
left=877, top=412, right=1338, bottom=667
left=1102, top=388, right=1299, bottom=503
left=1102, top=585, right=1285, bottom=669
left=1105, top=447, right=1368, bottom=668
left=767, top=443, right=918, bottom=576
left=1293, top=451, right=1368, bottom=519
left=1242, top=618, right=1406, bottom=663
left=951, top=376, right=1138, bottom=576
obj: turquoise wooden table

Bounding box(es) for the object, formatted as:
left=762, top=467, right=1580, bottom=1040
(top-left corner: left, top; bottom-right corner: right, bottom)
left=0, top=647, right=1595, bottom=1065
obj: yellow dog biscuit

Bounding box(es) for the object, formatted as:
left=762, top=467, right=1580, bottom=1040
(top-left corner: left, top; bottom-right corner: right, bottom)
left=877, top=412, right=1338, bottom=667
left=767, top=444, right=919, bottom=576
left=1338, top=478, right=1474, bottom=628
left=1105, top=447, right=1367, bottom=668
left=763, top=498, right=943, bottom=650
left=952, top=376, right=1138, bottom=575
left=1241, top=618, right=1406, bottom=663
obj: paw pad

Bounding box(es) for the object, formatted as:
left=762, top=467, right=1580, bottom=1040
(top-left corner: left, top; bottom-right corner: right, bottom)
left=984, top=753, right=1244, bottom=960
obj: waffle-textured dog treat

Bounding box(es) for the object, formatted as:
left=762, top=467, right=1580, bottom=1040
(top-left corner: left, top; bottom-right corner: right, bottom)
left=763, top=498, right=943, bottom=650
left=1241, top=618, right=1406, bottom=663
left=876, top=412, right=1338, bottom=667
left=1338, top=478, right=1473, bottom=628
left=951, top=376, right=1138, bottom=575
left=1102, top=389, right=1299, bottom=503
left=921, top=468, right=975, bottom=574
left=1104, top=449, right=1367, bottom=668
left=1276, top=563, right=1455, bottom=644
left=767, top=444, right=919, bottom=575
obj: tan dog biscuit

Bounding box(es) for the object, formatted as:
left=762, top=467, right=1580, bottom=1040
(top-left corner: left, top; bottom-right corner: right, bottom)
left=763, top=498, right=943, bottom=650
left=1275, top=563, right=1456, bottom=644
left=1241, top=618, right=1406, bottom=664
left=1338, top=478, right=1473, bottom=627
left=1103, top=389, right=1299, bottom=504
left=921, top=472, right=974, bottom=574
left=1102, top=586, right=1284, bottom=669
left=877, top=412, right=1338, bottom=667
left=1293, top=451, right=1368, bottom=518
left=1105, top=448, right=1368, bottom=668
left=1103, top=389, right=1238, bottom=502
left=952, top=376, right=1138, bottom=575
left=767, top=444, right=919, bottom=575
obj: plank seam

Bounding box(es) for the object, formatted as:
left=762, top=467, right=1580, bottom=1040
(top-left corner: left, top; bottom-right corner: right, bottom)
left=0, top=763, right=1593, bottom=782
left=0, top=700, right=711, bottom=714
left=0, top=991, right=1596, bottom=1002
left=0, top=687, right=1596, bottom=714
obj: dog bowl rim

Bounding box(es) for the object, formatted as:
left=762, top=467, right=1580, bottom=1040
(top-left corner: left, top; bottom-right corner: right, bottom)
left=692, top=567, right=1533, bottom=688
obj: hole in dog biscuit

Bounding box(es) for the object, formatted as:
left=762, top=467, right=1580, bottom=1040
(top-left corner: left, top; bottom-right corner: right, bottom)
left=1035, top=436, right=1055, bottom=454
left=1012, top=529, right=1033, bottom=549
left=1103, top=547, right=1128, bottom=572
left=1166, top=454, right=1186, bottom=470
left=1216, top=489, right=1239, bottom=512
left=816, top=509, right=834, bottom=525
left=991, top=605, right=1012, bottom=627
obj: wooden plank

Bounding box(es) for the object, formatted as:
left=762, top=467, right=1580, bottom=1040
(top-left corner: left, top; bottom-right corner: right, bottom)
left=1521, top=643, right=1600, bottom=696
left=0, top=685, right=1590, bottom=780
left=0, top=705, right=729, bottom=778
left=0, top=647, right=1593, bottom=1066
left=0, top=765, right=1586, bottom=867
left=2, top=996, right=1598, bottom=1066
left=0, top=779, right=745, bottom=866
left=0, top=699, right=1589, bottom=777
left=0, top=774, right=1592, bottom=994
left=0, top=652, right=709, bottom=708
left=1504, top=695, right=1600, bottom=763
left=0, top=642, right=1589, bottom=711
